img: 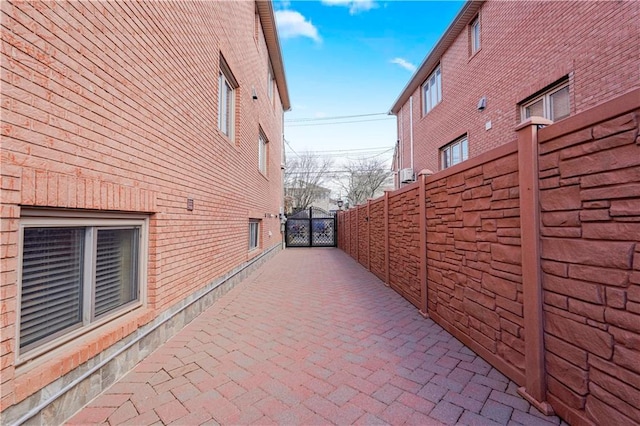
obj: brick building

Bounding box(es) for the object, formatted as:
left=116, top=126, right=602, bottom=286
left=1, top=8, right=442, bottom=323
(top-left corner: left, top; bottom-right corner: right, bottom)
left=390, top=0, right=639, bottom=186
left=0, top=1, right=289, bottom=423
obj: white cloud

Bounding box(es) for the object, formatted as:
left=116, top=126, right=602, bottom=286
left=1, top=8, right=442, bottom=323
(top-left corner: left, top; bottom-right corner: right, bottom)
left=391, top=57, right=417, bottom=72
left=321, top=0, right=378, bottom=15
left=275, top=10, right=321, bottom=42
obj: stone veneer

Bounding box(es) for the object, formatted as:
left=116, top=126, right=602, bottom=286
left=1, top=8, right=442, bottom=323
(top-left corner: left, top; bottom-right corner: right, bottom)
left=337, top=89, right=640, bottom=424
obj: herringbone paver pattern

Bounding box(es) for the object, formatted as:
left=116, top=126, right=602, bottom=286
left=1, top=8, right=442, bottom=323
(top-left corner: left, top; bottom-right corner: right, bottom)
left=67, top=248, right=566, bottom=425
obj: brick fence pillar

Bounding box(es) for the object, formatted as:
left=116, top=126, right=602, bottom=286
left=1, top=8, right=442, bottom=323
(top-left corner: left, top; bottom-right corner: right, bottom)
left=515, top=116, right=554, bottom=415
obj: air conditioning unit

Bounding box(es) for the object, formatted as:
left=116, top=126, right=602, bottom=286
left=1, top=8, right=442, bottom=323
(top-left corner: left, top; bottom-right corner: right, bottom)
left=399, top=168, right=415, bottom=183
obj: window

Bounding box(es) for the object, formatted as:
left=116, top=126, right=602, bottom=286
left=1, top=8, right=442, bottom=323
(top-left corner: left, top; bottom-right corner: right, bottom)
left=521, top=82, right=570, bottom=122
left=423, top=65, right=442, bottom=115
left=17, top=212, right=147, bottom=356
left=249, top=220, right=260, bottom=250
left=218, top=57, right=238, bottom=140
left=441, top=136, right=469, bottom=169
left=258, top=131, right=268, bottom=174
left=470, top=16, right=480, bottom=55
left=267, top=66, right=274, bottom=102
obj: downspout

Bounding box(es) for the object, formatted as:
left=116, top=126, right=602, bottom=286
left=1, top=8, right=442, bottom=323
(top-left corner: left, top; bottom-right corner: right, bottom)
left=398, top=107, right=404, bottom=188
left=409, top=95, right=414, bottom=172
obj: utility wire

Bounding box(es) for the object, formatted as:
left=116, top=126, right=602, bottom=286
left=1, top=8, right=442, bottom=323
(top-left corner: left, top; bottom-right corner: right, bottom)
left=285, top=112, right=388, bottom=123
left=286, top=117, right=395, bottom=128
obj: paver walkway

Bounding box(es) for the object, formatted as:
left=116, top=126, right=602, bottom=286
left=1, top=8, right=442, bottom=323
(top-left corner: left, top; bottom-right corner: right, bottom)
left=67, top=248, right=565, bottom=425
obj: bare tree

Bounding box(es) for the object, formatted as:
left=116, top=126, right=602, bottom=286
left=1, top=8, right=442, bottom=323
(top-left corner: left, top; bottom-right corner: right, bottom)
left=284, top=151, right=333, bottom=212
left=337, top=157, right=392, bottom=206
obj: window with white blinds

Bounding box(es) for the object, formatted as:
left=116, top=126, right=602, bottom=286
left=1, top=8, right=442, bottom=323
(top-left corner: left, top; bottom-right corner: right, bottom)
left=18, top=214, right=146, bottom=356
left=20, top=228, right=85, bottom=351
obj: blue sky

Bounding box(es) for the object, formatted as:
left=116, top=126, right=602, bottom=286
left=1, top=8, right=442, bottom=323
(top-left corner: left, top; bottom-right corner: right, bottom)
left=275, top=0, right=464, bottom=164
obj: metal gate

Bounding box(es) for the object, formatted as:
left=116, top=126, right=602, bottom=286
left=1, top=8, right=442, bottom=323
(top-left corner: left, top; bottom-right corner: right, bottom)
left=285, top=207, right=336, bottom=247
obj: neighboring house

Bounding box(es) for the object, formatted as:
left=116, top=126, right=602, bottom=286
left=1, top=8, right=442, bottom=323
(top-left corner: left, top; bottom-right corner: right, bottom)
left=390, top=0, right=639, bottom=187
left=285, top=182, right=333, bottom=213
left=0, top=1, right=289, bottom=423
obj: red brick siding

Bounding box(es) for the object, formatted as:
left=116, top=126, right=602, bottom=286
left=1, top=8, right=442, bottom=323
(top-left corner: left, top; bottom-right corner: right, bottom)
left=538, top=107, right=640, bottom=424
left=1, top=1, right=285, bottom=410
left=369, top=199, right=386, bottom=282
left=388, top=187, right=421, bottom=308
left=397, top=1, right=639, bottom=176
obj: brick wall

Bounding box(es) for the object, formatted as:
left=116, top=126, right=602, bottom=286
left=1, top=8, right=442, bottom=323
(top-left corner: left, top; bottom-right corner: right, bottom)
left=537, top=99, right=640, bottom=425
left=1, top=0, right=286, bottom=418
left=338, top=89, right=640, bottom=424
left=395, top=0, right=639, bottom=177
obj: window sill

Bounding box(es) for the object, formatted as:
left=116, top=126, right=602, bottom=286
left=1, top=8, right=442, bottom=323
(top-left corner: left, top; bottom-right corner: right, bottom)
left=15, top=304, right=150, bottom=374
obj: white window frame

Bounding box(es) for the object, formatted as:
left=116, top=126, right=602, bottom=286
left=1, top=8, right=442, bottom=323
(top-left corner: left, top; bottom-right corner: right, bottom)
left=441, top=135, right=469, bottom=170
left=422, top=65, right=442, bottom=115
left=249, top=220, right=260, bottom=250
left=258, top=131, right=268, bottom=175
left=16, top=210, right=148, bottom=362
left=470, top=16, right=480, bottom=55
left=521, top=82, right=570, bottom=122
left=218, top=58, right=238, bottom=140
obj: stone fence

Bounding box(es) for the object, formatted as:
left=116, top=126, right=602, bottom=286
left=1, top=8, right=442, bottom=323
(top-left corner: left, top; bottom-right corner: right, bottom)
left=336, top=88, right=639, bottom=425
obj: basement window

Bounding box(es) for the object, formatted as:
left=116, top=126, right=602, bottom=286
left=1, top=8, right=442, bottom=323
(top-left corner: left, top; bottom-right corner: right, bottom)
left=249, top=220, right=260, bottom=250
left=17, top=212, right=147, bottom=358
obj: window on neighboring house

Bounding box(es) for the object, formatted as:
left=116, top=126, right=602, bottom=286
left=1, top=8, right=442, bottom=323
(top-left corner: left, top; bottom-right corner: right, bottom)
left=267, top=65, right=274, bottom=102
left=423, top=65, right=442, bottom=115
left=17, top=212, right=147, bottom=356
left=441, top=135, right=469, bottom=169
left=259, top=130, right=268, bottom=174
left=254, top=6, right=260, bottom=42
left=249, top=220, right=260, bottom=250
left=521, top=81, right=570, bottom=122
left=218, top=57, right=238, bottom=140
left=470, top=16, right=480, bottom=55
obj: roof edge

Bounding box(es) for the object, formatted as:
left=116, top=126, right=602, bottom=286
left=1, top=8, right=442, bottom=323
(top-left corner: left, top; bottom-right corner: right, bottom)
left=389, top=0, right=484, bottom=115
left=257, top=1, right=291, bottom=111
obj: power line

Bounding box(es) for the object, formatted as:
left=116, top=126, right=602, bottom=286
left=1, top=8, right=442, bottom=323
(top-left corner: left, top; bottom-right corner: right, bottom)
left=285, top=112, right=388, bottom=123
left=286, top=117, right=395, bottom=128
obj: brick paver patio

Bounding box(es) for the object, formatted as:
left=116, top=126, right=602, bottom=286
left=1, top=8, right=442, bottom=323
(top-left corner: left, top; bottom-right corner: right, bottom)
left=67, top=248, right=566, bottom=425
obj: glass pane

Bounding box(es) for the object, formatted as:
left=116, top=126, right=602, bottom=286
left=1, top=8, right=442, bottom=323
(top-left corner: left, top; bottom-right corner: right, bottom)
left=550, top=86, right=570, bottom=121
left=430, top=74, right=438, bottom=108
left=436, top=68, right=442, bottom=103
left=225, top=81, right=233, bottom=135
left=525, top=99, right=544, bottom=119
left=95, top=228, right=138, bottom=318
left=461, top=138, right=469, bottom=160
left=452, top=142, right=461, bottom=165
left=218, top=74, right=226, bottom=132
left=472, top=20, right=480, bottom=52
left=20, top=228, right=84, bottom=350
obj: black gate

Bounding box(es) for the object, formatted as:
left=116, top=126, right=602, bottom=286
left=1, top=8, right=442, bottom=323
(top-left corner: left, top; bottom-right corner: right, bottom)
left=285, top=207, right=336, bottom=247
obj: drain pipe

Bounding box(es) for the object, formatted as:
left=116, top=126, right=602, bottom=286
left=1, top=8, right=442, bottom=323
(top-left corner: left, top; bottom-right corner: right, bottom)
left=409, top=95, right=414, bottom=172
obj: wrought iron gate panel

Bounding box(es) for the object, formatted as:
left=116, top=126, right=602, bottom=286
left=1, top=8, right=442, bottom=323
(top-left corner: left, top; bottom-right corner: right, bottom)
left=286, top=219, right=311, bottom=247
left=286, top=207, right=336, bottom=247
left=311, top=218, right=335, bottom=246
